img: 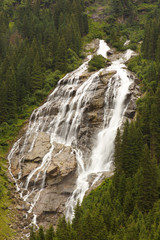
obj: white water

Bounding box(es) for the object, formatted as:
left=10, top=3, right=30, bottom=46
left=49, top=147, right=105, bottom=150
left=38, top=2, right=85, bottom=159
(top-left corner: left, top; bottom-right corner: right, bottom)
left=124, top=39, right=130, bottom=46
left=97, top=40, right=110, bottom=58
left=8, top=39, right=135, bottom=224
left=65, top=46, right=135, bottom=220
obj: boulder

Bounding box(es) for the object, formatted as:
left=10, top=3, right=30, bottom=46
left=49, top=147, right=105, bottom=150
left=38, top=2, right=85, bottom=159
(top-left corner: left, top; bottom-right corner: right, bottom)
left=107, top=49, right=114, bottom=55
left=90, top=98, right=104, bottom=109
left=84, top=39, right=99, bottom=54
left=125, top=110, right=136, bottom=119
left=8, top=44, right=140, bottom=230
left=48, top=143, right=77, bottom=179
left=24, top=132, right=51, bottom=162
left=79, top=72, right=92, bottom=80
left=99, top=70, right=117, bottom=84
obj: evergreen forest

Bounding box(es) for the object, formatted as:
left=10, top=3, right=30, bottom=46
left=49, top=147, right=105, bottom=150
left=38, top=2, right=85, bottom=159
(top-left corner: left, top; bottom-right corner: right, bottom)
left=1, top=0, right=160, bottom=239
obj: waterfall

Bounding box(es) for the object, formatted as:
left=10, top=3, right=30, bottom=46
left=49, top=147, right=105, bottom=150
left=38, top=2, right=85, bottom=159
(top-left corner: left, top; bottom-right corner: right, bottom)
left=65, top=48, right=135, bottom=220
left=8, top=40, right=136, bottom=225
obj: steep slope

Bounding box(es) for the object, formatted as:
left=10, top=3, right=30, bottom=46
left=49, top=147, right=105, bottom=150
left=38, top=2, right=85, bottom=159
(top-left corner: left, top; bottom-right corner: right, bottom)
left=1, top=0, right=159, bottom=238
left=8, top=39, right=139, bottom=230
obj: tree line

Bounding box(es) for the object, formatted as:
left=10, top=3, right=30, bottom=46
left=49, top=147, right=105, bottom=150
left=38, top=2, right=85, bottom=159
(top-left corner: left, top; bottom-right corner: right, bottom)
left=29, top=1, right=160, bottom=239
left=0, top=0, right=88, bottom=125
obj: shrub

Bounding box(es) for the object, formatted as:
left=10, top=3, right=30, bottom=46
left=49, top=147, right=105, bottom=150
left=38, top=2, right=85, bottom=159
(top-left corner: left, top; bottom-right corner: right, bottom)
left=88, top=55, right=106, bottom=72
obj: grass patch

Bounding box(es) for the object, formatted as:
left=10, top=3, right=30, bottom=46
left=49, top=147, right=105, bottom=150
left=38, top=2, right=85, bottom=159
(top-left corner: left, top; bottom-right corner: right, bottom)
left=0, top=157, right=14, bottom=239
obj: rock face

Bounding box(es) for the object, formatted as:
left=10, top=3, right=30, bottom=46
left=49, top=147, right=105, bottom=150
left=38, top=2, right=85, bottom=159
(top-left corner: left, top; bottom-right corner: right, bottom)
left=10, top=135, right=77, bottom=227
left=124, top=76, right=140, bottom=119
left=8, top=42, right=140, bottom=229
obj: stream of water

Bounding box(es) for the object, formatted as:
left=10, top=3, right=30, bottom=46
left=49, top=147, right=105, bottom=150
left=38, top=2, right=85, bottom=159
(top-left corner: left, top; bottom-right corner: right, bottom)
left=8, top=40, right=135, bottom=224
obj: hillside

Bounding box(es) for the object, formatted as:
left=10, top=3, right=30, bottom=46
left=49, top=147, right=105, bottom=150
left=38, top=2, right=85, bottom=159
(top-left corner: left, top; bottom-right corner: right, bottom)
left=0, top=0, right=160, bottom=239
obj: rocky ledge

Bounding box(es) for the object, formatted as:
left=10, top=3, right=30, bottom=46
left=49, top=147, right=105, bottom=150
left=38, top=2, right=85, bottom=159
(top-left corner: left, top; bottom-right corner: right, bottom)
left=8, top=43, right=140, bottom=231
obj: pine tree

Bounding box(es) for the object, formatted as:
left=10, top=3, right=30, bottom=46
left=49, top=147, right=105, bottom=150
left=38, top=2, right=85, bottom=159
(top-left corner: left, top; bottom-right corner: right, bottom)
left=114, top=128, right=122, bottom=174
left=56, top=217, right=71, bottom=240
left=80, top=208, right=107, bottom=240
left=45, top=226, right=55, bottom=240
left=137, top=145, right=158, bottom=212
left=156, top=35, right=160, bottom=63
left=150, top=102, right=160, bottom=161
left=72, top=201, right=83, bottom=232
left=55, top=38, right=67, bottom=72
left=31, top=54, right=44, bottom=92
left=0, top=81, right=8, bottom=123
left=120, top=120, right=130, bottom=175
left=6, top=66, right=17, bottom=122
left=30, top=226, right=36, bottom=240
left=110, top=0, right=123, bottom=17
left=125, top=123, right=143, bottom=176
left=38, top=226, right=45, bottom=240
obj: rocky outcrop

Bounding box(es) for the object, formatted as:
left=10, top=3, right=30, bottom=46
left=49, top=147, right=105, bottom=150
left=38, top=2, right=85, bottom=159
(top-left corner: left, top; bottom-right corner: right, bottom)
left=124, top=76, right=140, bottom=119
left=99, top=70, right=117, bottom=84
left=8, top=42, right=140, bottom=230
left=84, top=39, right=99, bottom=55
left=10, top=134, right=77, bottom=227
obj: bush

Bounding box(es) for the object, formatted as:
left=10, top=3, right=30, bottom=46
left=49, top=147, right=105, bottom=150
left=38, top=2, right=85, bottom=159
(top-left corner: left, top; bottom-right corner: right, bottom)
left=88, top=55, right=106, bottom=72
left=66, top=48, right=81, bottom=72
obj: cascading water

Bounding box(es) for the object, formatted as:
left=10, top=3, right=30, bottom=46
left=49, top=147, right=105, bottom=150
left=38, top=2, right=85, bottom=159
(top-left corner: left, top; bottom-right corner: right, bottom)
left=8, top=39, right=137, bottom=226
left=65, top=48, right=135, bottom=220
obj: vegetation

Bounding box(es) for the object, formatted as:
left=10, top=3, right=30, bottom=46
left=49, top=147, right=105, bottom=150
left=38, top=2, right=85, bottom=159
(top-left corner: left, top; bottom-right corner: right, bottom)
left=88, top=55, right=106, bottom=72
left=0, top=0, right=88, bottom=238
left=29, top=0, right=160, bottom=239
left=0, top=157, right=13, bottom=239
left=0, top=0, right=160, bottom=238
left=0, top=0, right=88, bottom=154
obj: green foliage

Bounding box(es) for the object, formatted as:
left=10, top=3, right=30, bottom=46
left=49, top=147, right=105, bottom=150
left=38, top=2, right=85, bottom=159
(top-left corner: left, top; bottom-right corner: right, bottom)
left=84, top=19, right=105, bottom=42
left=0, top=0, right=88, bottom=127
left=45, top=226, right=55, bottom=240
left=88, top=55, right=106, bottom=72
left=50, top=3, right=160, bottom=239
left=2, top=0, right=160, bottom=238
left=30, top=225, right=55, bottom=240
left=0, top=157, right=14, bottom=239
left=0, top=1, right=88, bottom=235
left=66, top=48, right=82, bottom=72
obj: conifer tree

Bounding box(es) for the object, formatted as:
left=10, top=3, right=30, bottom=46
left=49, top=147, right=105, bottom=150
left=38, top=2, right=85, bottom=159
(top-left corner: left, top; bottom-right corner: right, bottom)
left=31, top=54, right=44, bottom=92
left=156, top=35, right=160, bottom=63
left=38, top=226, right=45, bottom=240
left=150, top=102, right=160, bottom=161
left=0, top=81, right=8, bottom=123
left=45, top=226, right=55, bottom=240
left=55, top=38, right=67, bottom=72
left=56, top=217, right=71, bottom=240
left=30, top=226, right=36, bottom=240
left=6, top=66, right=17, bottom=121
left=137, top=145, right=158, bottom=212
left=114, top=128, right=122, bottom=174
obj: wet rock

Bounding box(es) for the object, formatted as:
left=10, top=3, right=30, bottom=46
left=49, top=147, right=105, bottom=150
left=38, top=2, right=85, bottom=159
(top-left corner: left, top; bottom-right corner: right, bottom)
left=107, top=49, right=114, bottom=55
left=47, top=143, right=77, bottom=180
left=16, top=205, right=24, bottom=210
left=8, top=44, right=141, bottom=231
left=86, top=171, right=114, bottom=196
left=34, top=170, right=77, bottom=227
left=11, top=158, right=21, bottom=177
left=125, top=110, right=136, bottom=119
left=90, top=98, right=104, bottom=109
left=22, top=162, right=39, bottom=179
left=49, top=106, right=59, bottom=116
left=84, top=39, right=99, bottom=54
left=24, top=132, right=51, bottom=162
left=99, top=70, right=117, bottom=84
left=87, top=112, right=98, bottom=122
left=79, top=72, right=93, bottom=80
